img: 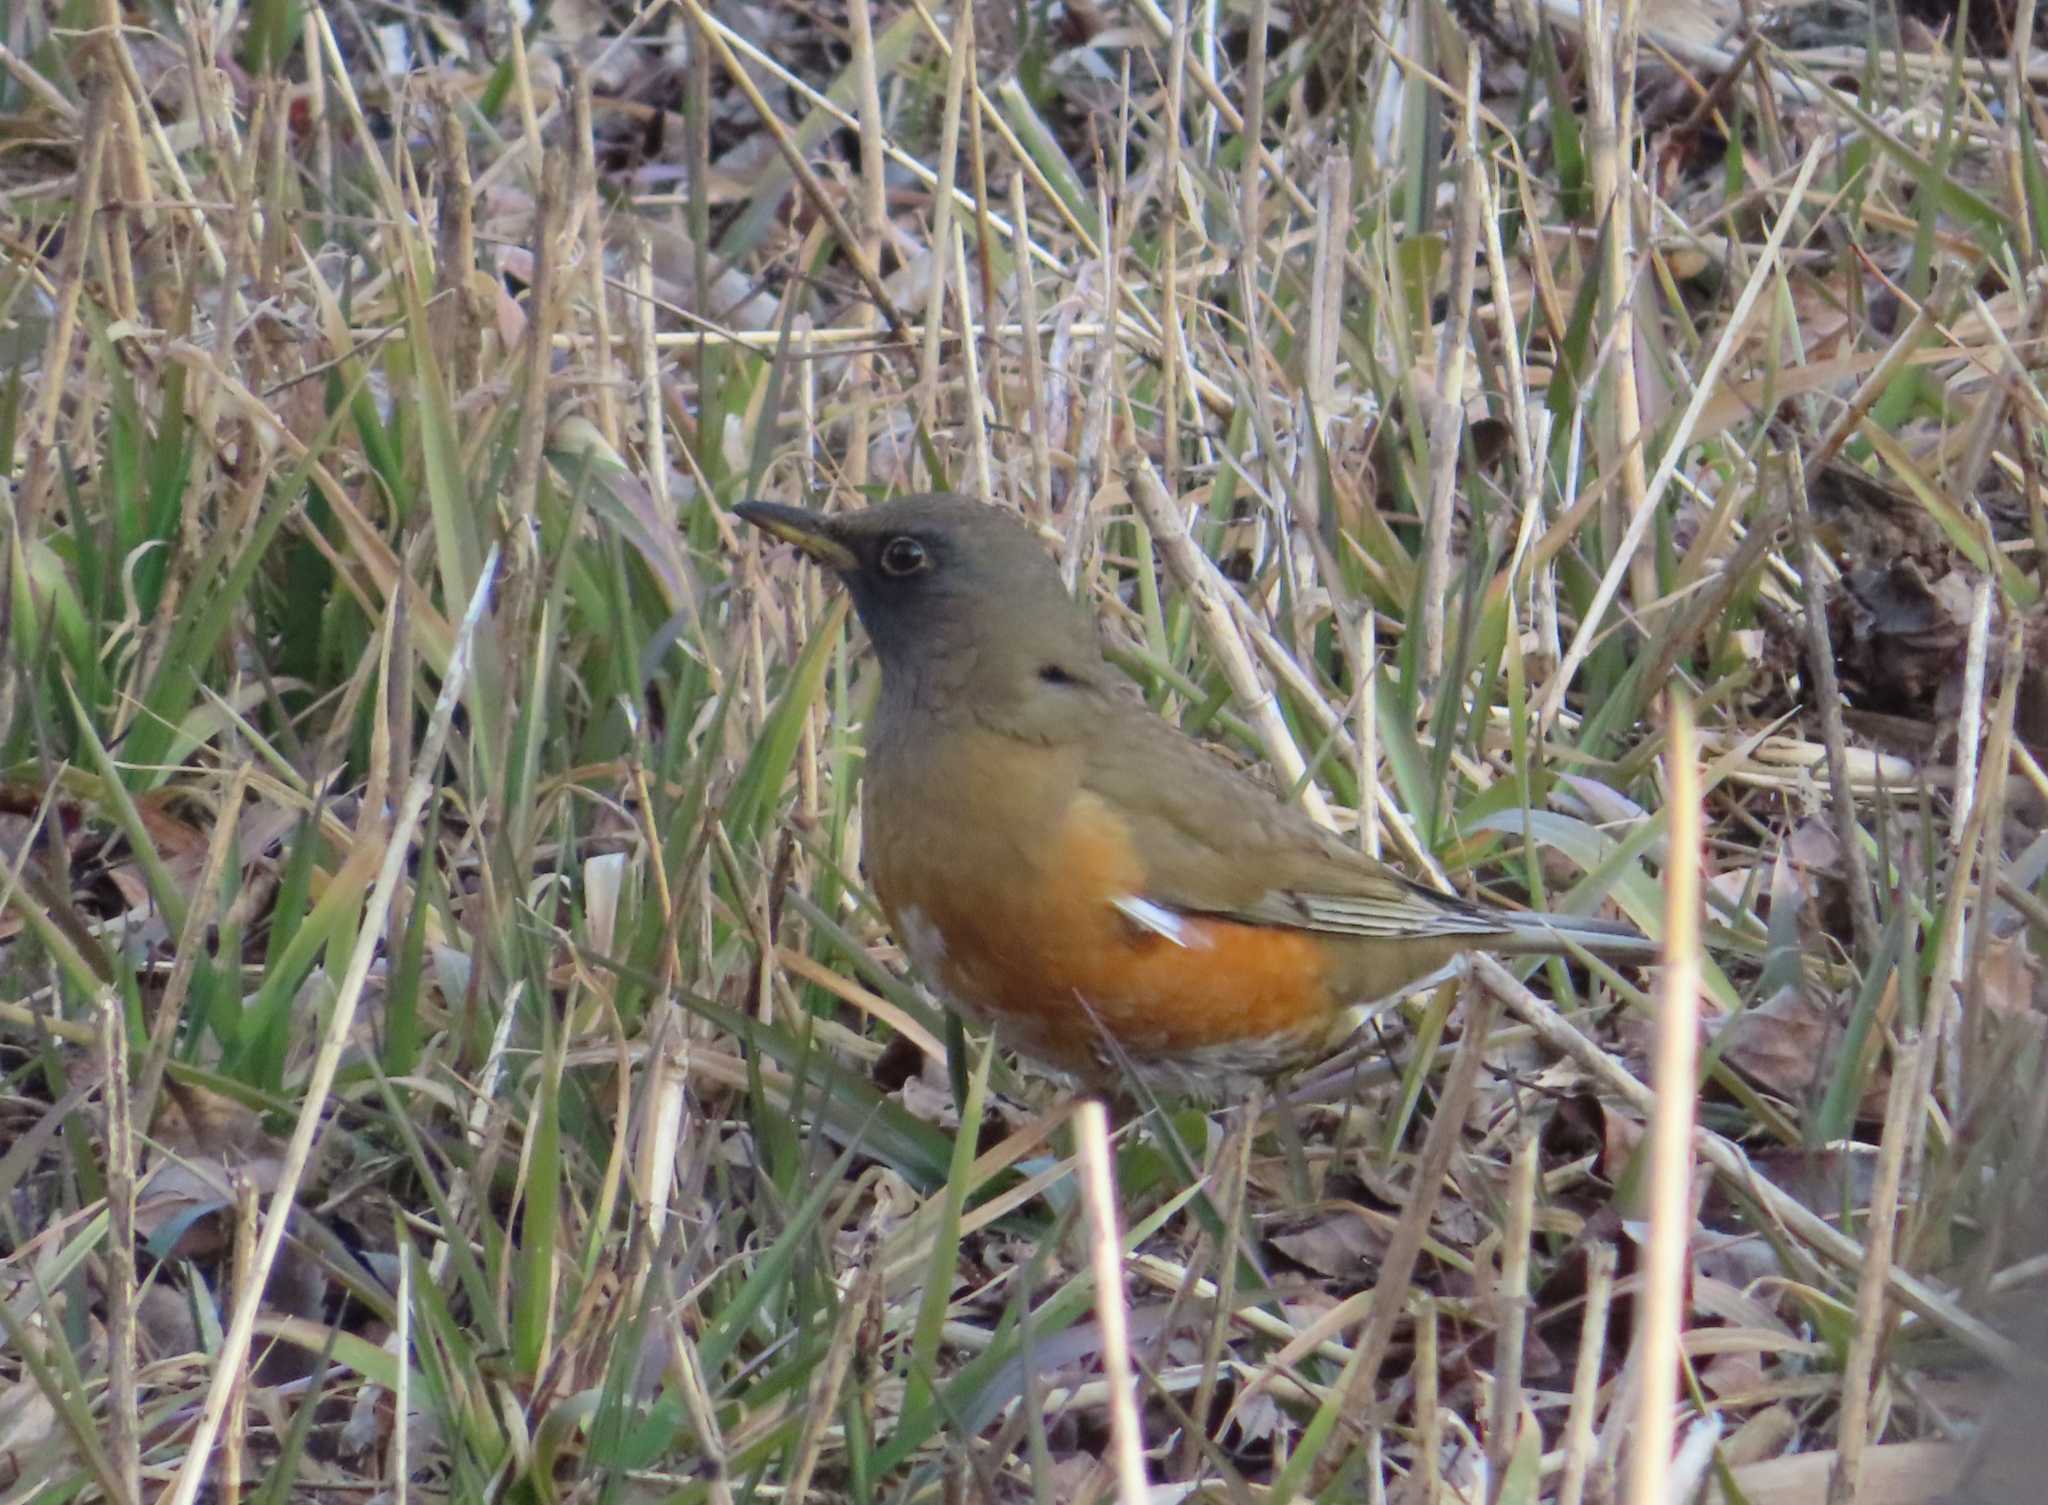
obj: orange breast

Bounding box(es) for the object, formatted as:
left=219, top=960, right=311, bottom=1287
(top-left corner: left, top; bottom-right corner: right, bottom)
left=876, top=788, right=1343, bottom=1078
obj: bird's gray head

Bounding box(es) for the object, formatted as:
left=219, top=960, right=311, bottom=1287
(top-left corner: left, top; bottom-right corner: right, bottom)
left=735, top=494, right=1107, bottom=718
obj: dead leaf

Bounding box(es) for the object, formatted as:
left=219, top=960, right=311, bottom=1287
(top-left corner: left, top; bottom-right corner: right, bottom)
left=1268, top=1205, right=1384, bottom=1279
left=132, top=1080, right=334, bottom=1384
left=1721, top=985, right=1888, bottom=1114
left=1832, top=558, right=1973, bottom=719
left=1698, top=1345, right=1767, bottom=1398
left=1972, top=933, right=2042, bottom=1018
left=1736, top=1145, right=1881, bottom=1227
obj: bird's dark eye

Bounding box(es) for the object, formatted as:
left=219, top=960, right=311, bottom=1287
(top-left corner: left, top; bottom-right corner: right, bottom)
left=876, top=535, right=929, bottom=578
left=1039, top=663, right=1078, bottom=685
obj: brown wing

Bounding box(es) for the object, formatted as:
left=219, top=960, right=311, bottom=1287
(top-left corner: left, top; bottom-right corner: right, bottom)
left=1076, top=701, right=1511, bottom=942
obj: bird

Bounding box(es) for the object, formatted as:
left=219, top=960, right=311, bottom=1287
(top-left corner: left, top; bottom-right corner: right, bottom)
left=736, top=494, right=1656, bottom=1092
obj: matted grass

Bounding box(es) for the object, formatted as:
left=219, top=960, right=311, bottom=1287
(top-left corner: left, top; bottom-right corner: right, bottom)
left=1, top=2, right=2045, bottom=1502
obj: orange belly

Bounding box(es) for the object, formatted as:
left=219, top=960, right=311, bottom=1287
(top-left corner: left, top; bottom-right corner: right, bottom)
left=876, top=790, right=1344, bottom=1080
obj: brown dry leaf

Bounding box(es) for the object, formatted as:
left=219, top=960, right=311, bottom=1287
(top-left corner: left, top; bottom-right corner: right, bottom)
left=138, top=1082, right=288, bottom=1259
left=1721, top=985, right=1840, bottom=1101
left=1811, top=462, right=1958, bottom=573
left=1784, top=817, right=1842, bottom=878
left=101, top=865, right=159, bottom=928
left=133, top=1160, right=261, bottom=1260
left=133, top=790, right=211, bottom=867
left=1697, top=1345, right=1767, bottom=1399
left=1267, top=1205, right=1384, bottom=1280
left=80, top=792, right=215, bottom=934
left=1228, top=1387, right=1287, bottom=1446
left=1740, top=1145, right=1880, bottom=1227
left=1432, top=1187, right=1491, bottom=1252
left=1833, top=559, right=1975, bottom=719
left=131, top=1083, right=334, bottom=1386
left=1599, top=1098, right=1646, bottom=1179
left=1973, top=933, right=2042, bottom=1018
left=1784, top=267, right=1857, bottom=364
left=153, top=1078, right=274, bottom=1160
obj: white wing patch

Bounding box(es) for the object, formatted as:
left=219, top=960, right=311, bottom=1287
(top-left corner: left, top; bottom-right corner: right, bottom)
left=1111, top=895, right=1211, bottom=948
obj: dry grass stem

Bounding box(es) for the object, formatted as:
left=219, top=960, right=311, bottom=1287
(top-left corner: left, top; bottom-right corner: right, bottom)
left=1077, top=1099, right=1149, bottom=1504
left=1625, top=689, right=1703, bottom=1505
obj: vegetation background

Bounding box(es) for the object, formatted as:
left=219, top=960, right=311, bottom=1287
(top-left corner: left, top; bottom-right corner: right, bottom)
left=1, top=0, right=2045, bottom=1501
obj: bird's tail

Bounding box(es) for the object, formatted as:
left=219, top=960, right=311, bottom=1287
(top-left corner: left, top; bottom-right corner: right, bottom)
left=1490, top=908, right=1660, bottom=959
